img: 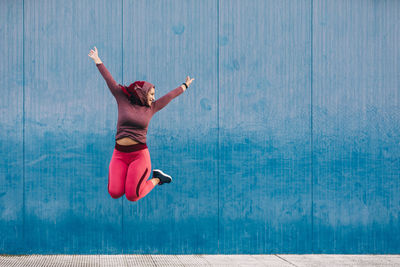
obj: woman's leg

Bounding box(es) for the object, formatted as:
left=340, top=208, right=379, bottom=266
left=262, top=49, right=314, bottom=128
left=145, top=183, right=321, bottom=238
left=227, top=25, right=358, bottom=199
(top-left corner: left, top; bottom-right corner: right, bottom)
left=108, top=149, right=129, bottom=199
left=125, top=148, right=156, bottom=202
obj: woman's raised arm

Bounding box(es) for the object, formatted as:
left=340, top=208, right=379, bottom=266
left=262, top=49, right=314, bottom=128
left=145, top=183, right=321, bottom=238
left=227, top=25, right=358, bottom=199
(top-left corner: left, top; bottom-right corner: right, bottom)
left=88, top=46, right=121, bottom=96
left=152, top=76, right=194, bottom=112
left=152, top=86, right=185, bottom=112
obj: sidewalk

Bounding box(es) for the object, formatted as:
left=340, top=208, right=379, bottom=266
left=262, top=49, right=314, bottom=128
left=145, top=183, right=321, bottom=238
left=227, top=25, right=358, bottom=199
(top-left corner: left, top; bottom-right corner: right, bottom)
left=1, top=254, right=399, bottom=266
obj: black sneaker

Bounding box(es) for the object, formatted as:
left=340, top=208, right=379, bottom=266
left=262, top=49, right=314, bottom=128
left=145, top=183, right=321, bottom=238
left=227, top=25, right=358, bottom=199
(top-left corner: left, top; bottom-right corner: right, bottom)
left=153, top=169, right=172, bottom=185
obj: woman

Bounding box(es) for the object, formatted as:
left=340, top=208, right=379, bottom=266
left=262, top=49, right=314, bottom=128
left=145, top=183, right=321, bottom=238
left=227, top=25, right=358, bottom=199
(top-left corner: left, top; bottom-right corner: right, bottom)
left=88, top=46, right=194, bottom=202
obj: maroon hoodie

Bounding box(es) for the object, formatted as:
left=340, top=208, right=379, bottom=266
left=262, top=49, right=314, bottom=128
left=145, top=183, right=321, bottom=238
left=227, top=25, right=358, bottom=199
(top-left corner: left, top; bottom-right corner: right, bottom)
left=96, top=63, right=184, bottom=144
left=121, top=80, right=154, bottom=106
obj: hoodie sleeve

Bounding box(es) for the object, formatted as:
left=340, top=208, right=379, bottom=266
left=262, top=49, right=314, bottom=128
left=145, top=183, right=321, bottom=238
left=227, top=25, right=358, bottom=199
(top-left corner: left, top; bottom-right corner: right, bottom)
left=96, top=63, right=123, bottom=98
left=152, top=86, right=184, bottom=113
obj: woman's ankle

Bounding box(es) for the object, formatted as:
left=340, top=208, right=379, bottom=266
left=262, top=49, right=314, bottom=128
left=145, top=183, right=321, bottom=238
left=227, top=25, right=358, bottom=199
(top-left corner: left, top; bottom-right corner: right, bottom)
left=151, top=178, right=160, bottom=186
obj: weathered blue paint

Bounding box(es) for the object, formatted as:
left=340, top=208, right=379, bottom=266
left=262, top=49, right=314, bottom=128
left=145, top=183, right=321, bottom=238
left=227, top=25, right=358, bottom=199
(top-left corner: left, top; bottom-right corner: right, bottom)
left=312, top=0, right=400, bottom=253
left=218, top=0, right=313, bottom=254
left=0, top=0, right=399, bottom=254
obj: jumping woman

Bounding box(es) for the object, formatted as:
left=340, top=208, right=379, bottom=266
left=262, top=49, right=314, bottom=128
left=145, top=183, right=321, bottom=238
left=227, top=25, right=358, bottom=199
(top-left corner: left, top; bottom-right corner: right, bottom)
left=88, top=46, right=194, bottom=202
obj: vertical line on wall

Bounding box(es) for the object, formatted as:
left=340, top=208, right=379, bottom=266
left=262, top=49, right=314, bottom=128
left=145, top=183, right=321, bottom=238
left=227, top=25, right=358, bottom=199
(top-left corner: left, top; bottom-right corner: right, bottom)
left=121, top=0, right=124, bottom=253
left=310, top=0, right=314, bottom=253
left=217, top=0, right=220, bottom=254
left=22, top=0, right=26, bottom=243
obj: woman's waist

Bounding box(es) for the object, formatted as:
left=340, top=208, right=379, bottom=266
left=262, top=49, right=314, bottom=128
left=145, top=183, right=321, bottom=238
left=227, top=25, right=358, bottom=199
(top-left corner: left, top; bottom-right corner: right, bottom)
left=115, top=141, right=147, bottom=152
left=116, top=137, right=140, bottom=145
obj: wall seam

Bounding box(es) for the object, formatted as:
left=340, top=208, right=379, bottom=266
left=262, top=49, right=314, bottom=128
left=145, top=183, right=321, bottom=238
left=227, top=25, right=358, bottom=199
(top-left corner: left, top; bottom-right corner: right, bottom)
left=22, top=0, right=26, bottom=245
left=121, top=0, right=124, bottom=254
left=217, top=0, right=220, bottom=254
left=310, top=0, right=314, bottom=253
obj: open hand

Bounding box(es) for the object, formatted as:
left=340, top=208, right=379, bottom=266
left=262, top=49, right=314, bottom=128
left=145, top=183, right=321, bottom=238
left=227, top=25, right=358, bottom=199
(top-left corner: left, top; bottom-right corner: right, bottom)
left=185, top=76, right=195, bottom=87
left=88, top=46, right=99, bottom=60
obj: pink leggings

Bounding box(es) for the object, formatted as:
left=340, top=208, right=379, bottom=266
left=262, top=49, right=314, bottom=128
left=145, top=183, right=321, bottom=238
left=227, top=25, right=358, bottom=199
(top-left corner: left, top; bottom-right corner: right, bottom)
left=108, top=142, right=155, bottom=201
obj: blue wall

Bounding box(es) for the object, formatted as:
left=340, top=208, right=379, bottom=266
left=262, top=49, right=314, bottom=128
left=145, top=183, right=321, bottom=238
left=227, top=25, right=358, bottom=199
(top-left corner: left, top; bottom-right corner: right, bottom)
left=1, top=0, right=399, bottom=254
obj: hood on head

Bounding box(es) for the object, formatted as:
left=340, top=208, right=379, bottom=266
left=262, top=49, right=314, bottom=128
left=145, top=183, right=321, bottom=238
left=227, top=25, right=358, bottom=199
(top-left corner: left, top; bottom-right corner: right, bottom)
left=119, top=80, right=155, bottom=106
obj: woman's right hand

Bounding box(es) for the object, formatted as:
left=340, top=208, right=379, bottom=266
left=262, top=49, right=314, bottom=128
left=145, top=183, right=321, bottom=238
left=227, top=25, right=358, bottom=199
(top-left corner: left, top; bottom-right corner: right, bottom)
left=88, top=46, right=101, bottom=63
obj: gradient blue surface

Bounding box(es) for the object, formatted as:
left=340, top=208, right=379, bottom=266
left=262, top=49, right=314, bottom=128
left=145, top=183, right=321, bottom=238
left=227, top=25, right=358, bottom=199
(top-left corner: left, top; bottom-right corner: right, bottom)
left=0, top=0, right=399, bottom=254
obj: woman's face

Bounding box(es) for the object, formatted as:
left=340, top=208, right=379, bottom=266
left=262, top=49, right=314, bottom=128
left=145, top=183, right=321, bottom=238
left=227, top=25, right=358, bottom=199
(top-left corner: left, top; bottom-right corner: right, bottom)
left=147, top=87, right=155, bottom=106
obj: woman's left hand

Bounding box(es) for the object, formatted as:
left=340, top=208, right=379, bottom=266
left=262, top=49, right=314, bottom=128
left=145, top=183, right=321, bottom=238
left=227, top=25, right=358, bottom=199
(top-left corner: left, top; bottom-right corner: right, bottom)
left=185, top=76, right=195, bottom=87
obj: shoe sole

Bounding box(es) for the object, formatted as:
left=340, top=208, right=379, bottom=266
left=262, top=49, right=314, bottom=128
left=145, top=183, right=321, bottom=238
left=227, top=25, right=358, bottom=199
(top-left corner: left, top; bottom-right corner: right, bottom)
left=153, top=169, right=172, bottom=183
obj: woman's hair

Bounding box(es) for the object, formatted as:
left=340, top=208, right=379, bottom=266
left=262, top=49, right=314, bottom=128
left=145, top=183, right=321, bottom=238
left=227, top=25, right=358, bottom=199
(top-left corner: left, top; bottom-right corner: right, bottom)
left=119, top=81, right=155, bottom=106
left=128, top=91, right=142, bottom=105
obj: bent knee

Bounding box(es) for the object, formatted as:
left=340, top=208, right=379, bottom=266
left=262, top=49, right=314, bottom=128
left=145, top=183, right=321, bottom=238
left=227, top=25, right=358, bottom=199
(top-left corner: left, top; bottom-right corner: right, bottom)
left=109, top=188, right=124, bottom=199
left=125, top=193, right=139, bottom=202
